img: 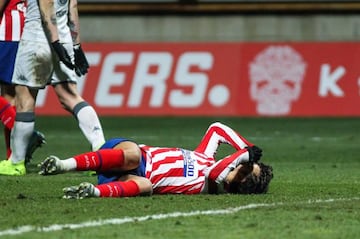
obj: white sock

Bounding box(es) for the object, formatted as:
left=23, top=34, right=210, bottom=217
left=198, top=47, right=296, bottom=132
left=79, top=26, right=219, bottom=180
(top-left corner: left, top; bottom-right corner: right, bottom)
left=10, top=121, right=34, bottom=164
left=59, top=158, right=77, bottom=171
left=93, top=187, right=100, bottom=197
left=76, top=106, right=105, bottom=151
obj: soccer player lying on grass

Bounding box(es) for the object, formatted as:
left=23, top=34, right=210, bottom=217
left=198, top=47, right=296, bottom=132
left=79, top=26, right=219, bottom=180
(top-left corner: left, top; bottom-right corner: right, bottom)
left=38, top=122, right=273, bottom=199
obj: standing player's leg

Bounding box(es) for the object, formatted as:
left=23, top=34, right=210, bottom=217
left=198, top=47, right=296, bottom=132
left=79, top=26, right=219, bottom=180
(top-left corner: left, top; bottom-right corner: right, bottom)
left=52, top=41, right=105, bottom=152
left=0, top=94, right=45, bottom=162
left=53, top=82, right=105, bottom=152
left=0, top=96, right=15, bottom=158
left=0, top=39, right=53, bottom=175
left=0, top=41, right=18, bottom=158
left=0, top=85, right=38, bottom=175
left=0, top=59, right=46, bottom=162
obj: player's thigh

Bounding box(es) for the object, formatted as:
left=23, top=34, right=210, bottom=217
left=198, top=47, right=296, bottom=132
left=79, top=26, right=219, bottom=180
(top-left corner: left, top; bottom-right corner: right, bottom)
left=51, top=43, right=77, bottom=85
left=113, top=141, right=142, bottom=168
left=12, top=40, right=53, bottom=88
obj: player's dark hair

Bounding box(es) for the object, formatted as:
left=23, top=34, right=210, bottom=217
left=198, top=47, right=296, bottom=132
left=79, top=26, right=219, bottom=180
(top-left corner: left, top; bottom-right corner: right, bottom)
left=228, top=162, right=274, bottom=194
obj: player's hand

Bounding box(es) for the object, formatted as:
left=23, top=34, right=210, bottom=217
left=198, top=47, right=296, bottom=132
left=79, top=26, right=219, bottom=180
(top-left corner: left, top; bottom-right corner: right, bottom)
left=246, top=145, right=262, bottom=163
left=73, top=43, right=90, bottom=76
left=51, top=40, right=74, bottom=70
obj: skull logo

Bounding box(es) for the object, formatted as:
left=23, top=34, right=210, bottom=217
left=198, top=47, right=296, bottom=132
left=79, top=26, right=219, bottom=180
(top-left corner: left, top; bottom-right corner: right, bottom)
left=249, top=45, right=306, bottom=115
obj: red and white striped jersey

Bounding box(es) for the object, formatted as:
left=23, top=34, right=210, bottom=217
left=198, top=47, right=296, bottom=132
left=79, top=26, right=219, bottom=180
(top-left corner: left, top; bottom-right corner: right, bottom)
left=141, top=145, right=215, bottom=194
left=0, top=0, right=26, bottom=41
left=140, top=122, right=254, bottom=195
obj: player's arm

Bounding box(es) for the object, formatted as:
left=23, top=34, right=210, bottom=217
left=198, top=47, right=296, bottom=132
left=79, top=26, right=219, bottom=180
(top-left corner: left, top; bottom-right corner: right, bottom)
left=205, top=146, right=261, bottom=184
left=38, top=0, right=59, bottom=42
left=194, top=122, right=256, bottom=158
left=38, top=0, right=74, bottom=69
left=0, top=0, right=10, bottom=18
left=207, top=162, right=254, bottom=194
left=224, top=162, right=254, bottom=184
left=68, top=0, right=80, bottom=44
left=68, top=0, right=89, bottom=76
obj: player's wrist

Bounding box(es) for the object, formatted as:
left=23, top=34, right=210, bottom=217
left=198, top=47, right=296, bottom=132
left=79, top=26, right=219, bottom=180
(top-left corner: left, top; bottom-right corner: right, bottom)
left=73, top=43, right=81, bottom=49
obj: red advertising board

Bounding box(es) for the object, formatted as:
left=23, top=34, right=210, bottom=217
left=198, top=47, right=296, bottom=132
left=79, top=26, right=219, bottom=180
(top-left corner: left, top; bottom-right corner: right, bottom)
left=35, top=42, right=360, bottom=116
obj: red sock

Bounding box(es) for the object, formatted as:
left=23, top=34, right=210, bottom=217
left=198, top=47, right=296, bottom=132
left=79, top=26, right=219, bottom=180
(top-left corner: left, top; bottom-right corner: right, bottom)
left=96, top=180, right=140, bottom=197
left=4, top=127, right=11, bottom=158
left=0, top=98, right=15, bottom=130
left=74, top=149, right=124, bottom=171
left=0, top=97, right=15, bottom=158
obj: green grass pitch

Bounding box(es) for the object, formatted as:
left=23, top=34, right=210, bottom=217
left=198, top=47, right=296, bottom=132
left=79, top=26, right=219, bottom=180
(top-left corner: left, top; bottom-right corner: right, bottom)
left=0, top=116, right=359, bottom=239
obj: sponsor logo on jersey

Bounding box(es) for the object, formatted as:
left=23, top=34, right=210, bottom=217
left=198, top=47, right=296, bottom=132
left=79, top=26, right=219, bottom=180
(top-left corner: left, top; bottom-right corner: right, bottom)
left=58, top=0, right=67, bottom=6
left=181, top=149, right=198, bottom=178
left=56, top=10, right=67, bottom=18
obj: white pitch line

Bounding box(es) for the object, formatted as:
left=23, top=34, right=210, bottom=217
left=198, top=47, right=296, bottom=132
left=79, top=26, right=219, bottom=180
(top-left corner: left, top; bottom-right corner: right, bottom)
left=0, top=197, right=358, bottom=237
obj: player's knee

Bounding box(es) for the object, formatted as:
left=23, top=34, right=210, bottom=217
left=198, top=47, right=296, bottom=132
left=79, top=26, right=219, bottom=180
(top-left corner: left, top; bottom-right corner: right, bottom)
left=114, top=141, right=142, bottom=169
left=123, top=145, right=142, bottom=169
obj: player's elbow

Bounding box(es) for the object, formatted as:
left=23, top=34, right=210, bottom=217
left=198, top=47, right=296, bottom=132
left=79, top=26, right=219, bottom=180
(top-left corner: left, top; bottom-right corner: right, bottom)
left=123, top=146, right=142, bottom=169
left=209, top=122, right=225, bottom=129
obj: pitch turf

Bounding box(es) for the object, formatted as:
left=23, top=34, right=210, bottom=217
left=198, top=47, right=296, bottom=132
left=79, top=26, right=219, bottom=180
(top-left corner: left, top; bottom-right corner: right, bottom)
left=0, top=117, right=359, bottom=239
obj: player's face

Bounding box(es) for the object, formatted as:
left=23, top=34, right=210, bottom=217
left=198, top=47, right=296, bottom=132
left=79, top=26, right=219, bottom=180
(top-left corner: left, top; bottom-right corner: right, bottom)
left=225, top=163, right=261, bottom=184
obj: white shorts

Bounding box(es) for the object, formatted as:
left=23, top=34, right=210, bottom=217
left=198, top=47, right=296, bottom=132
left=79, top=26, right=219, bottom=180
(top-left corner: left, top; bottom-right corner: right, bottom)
left=12, top=39, right=77, bottom=88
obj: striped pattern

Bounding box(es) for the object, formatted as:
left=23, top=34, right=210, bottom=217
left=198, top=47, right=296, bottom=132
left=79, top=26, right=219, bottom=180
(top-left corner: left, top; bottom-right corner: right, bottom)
left=140, top=122, right=254, bottom=194
left=142, top=146, right=214, bottom=194
left=0, top=0, right=26, bottom=41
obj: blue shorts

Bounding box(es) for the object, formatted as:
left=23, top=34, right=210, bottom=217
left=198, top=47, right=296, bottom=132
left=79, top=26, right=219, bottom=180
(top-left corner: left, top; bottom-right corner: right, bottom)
left=0, top=41, right=19, bottom=84
left=97, top=138, right=146, bottom=185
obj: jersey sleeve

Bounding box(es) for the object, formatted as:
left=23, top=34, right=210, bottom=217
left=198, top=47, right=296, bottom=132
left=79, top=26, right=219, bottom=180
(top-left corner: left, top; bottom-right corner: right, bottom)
left=194, top=122, right=254, bottom=158
left=204, top=148, right=250, bottom=184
